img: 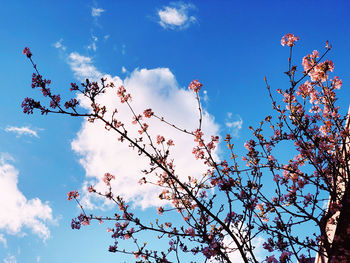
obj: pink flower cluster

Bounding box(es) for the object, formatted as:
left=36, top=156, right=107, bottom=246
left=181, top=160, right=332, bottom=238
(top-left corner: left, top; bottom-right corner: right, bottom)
left=202, top=240, right=219, bottom=259
left=185, top=227, right=195, bottom=237
left=117, top=85, right=131, bottom=103
left=71, top=213, right=90, bottom=230
left=138, top=123, right=149, bottom=135
left=67, top=190, right=79, bottom=200
left=64, top=98, right=79, bottom=109
left=302, top=50, right=334, bottom=82
left=156, top=135, right=165, bottom=144
left=188, top=79, right=203, bottom=93
left=21, top=97, right=42, bottom=115
left=103, top=173, right=115, bottom=186
left=281, top=33, right=299, bottom=47
left=143, top=108, right=153, bottom=118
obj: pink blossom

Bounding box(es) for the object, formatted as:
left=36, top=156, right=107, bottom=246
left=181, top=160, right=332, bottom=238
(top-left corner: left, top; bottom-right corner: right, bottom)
left=256, top=203, right=264, bottom=211
left=103, top=173, right=115, bottom=186
left=303, top=193, right=313, bottom=207
left=23, top=47, right=32, bottom=58
left=194, top=129, right=203, bottom=142
left=279, top=251, right=292, bottom=262
left=296, top=81, right=311, bottom=98
left=67, top=190, right=79, bottom=200
left=165, top=222, right=172, bottom=228
left=138, top=123, right=148, bottom=134
left=185, top=227, right=195, bottom=237
left=143, top=108, right=153, bottom=118
left=281, top=33, right=299, bottom=47
left=268, top=155, right=275, bottom=162
left=157, top=206, right=164, bottom=215
left=157, top=135, right=165, bottom=144
left=166, top=139, right=174, bottom=146
left=88, top=185, right=95, bottom=193
left=188, top=79, right=203, bottom=93
left=330, top=76, right=342, bottom=90
left=192, top=147, right=204, bottom=159
left=117, top=85, right=132, bottom=103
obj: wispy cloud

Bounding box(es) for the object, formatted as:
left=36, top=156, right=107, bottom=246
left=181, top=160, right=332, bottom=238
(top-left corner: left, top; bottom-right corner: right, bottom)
left=5, top=126, right=39, bottom=138
left=88, top=5, right=107, bottom=51
left=66, top=52, right=220, bottom=209
left=121, top=44, right=126, bottom=55
left=91, top=7, right=105, bottom=17
left=157, top=3, right=197, bottom=30
left=0, top=233, right=7, bottom=248
left=87, top=35, right=98, bottom=52
left=0, top=154, right=53, bottom=241
left=3, top=254, right=17, bottom=263
left=53, top=38, right=66, bottom=51
left=225, top=113, right=243, bottom=138
left=202, top=90, right=209, bottom=102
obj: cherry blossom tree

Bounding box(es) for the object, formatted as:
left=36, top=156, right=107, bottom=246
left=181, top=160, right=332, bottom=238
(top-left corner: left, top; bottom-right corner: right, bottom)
left=22, top=34, right=350, bottom=262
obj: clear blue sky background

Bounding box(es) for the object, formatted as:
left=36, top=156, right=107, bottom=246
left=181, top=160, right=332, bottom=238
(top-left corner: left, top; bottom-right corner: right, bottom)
left=0, top=1, right=349, bottom=262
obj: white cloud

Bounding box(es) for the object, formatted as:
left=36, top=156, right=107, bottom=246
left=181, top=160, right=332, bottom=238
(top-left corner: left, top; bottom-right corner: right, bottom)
left=202, top=90, right=209, bottom=102
left=67, top=53, right=220, bottom=209
left=87, top=35, right=98, bottom=52
left=0, top=234, right=7, bottom=248
left=225, top=113, right=243, bottom=138
left=3, top=255, right=16, bottom=263
left=158, top=3, right=197, bottom=30
left=5, top=126, right=39, bottom=138
left=91, top=7, right=105, bottom=17
left=0, top=155, right=53, bottom=241
left=121, top=66, right=127, bottom=73
left=209, top=230, right=266, bottom=262
left=67, top=52, right=103, bottom=81
left=225, top=236, right=266, bottom=262
left=53, top=38, right=66, bottom=51
left=121, top=44, right=126, bottom=55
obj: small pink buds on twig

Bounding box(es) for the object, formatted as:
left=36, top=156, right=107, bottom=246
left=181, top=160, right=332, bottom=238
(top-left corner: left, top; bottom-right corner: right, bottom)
left=143, top=108, right=154, bottom=118
left=23, top=47, right=32, bottom=58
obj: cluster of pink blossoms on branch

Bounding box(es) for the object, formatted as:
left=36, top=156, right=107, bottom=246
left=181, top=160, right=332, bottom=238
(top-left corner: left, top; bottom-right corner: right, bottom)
left=188, top=79, right=203, bottom=93
left=22, top=32, right=350, bottom=263
left=280, top=33, right=299, bottom=47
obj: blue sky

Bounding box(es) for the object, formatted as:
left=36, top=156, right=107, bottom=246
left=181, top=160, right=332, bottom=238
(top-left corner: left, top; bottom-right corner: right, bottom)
left=1, top=1, right=350, bottom=262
